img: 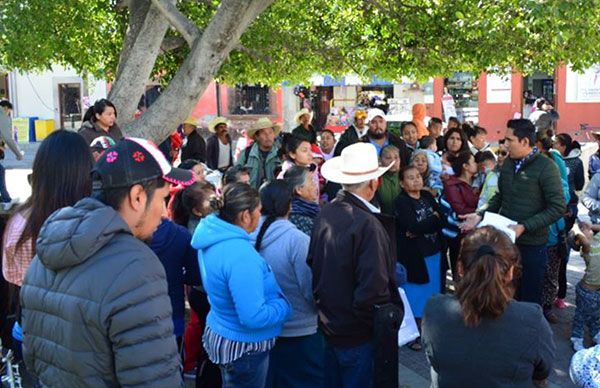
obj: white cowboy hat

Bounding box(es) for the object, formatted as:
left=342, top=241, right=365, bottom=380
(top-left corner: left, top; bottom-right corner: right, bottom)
left=321, top=142, right=393, bottom=184
left=208, top=116, right=230, bottom=133
left=366, top=108, right=386, bottom=123
left=247, top=117, right=282, bottom=138
left=294, top=108, right=313, bottom=124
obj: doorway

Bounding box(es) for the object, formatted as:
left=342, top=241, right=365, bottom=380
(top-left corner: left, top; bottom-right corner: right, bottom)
left=522, top=71, right=554, bottom=119
left=58, top=83, right=82, bottom=129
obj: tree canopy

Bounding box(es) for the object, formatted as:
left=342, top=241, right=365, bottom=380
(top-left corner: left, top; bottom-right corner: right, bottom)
left=1, top=0, right=600, bottom=141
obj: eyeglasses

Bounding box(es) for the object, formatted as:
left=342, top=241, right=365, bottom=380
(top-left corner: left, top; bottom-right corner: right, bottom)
left=497, top=151, right=508, bottom=157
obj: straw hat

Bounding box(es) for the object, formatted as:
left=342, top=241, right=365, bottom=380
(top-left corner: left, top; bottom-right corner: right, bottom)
left=247, top=118, right=282, bottom=138
left=294, top=108, right=313, bottom=124
left=208, top=116, right=230, bottom=133
left=183, top=116, right=198, bottom=126
left=321, top=142, right=393, bottom=184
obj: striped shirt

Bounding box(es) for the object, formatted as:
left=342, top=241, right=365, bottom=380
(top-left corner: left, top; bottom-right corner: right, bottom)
left=202, top=326, right=276, bottom=365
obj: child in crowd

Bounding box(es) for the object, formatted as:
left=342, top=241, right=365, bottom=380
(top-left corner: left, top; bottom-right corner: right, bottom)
left=89, top=136, right=116, bottom=161
left=570, top=221, right=600, bottom=351
left=475, top=150, right=499, bottom=212
left=376, top=145, right=401, bottom=215
left=401, top=121, right=420, bottom=154
left=419, top=136, right=443, bottom=188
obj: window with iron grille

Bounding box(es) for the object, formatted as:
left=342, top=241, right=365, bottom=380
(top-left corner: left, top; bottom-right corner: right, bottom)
left=229, top=84, right=271, bottom=115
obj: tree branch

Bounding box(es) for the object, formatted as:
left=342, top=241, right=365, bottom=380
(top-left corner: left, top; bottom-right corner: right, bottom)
left=161, top=36, right=187, bottom=52
left=151, top=0, right=200, bottom=46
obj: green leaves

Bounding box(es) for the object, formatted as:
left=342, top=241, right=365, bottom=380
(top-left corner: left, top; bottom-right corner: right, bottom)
left=1, top=0, right=600, bottom=86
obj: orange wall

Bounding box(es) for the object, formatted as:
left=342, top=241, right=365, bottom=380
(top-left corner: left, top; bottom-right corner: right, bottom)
left=478, top=72, right=523, bottom=140
left=555, top=65, right=600, bottom=142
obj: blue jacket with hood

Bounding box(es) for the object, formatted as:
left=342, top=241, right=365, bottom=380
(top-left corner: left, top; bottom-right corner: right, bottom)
left=191, top=213, right=291, bottom=342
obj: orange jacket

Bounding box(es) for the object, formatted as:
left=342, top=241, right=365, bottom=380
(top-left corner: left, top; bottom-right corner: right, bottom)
left=412, top=103, right=429, bottom=139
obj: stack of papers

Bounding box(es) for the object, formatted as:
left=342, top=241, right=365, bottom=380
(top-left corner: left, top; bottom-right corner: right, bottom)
left=478, top=212, right=517, bottom=242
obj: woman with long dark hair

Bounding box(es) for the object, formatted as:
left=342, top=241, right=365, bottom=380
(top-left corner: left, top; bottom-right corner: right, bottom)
left=422, top=226, right=555, bottom=386
left=2, top=130, right=93, bottom=356
left=250, top=180, right=323, bottom=388
left=191, top=183, right=291, bottom=387
left=78, top=99, right=123, bottom=145
left=3, top=130, right=93, bottom=288
left=442, top=150, right=480, bottom=281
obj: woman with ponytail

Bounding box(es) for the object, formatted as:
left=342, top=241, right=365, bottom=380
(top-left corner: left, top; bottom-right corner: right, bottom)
left=422, top=226, right=555, bottom=386
left=250, top=180, right=323, bottom=388
left=191, top=183, right=291, bottom=387
left=78, top=99, right=123, bottom=145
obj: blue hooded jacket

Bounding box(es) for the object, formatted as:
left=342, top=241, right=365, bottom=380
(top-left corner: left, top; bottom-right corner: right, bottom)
left=191, top=213, right=291, bottom=342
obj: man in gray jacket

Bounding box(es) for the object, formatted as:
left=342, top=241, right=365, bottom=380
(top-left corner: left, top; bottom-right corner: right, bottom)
left=20, top=137, right=195, bottom=387
left=0, top=100, right=23, bottom=207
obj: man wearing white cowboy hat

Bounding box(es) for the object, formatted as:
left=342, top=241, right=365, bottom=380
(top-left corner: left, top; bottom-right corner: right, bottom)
left=361, top=108, right=411, bottom=167
left=236, top=117, right=282, bottom=189
left=206, top=116, right=233, bottom=171
left=180, top=115, right=207, bottom=163
left=309, top=142, right=403, bottom=387
left=292, top=108, right=317, bottom=144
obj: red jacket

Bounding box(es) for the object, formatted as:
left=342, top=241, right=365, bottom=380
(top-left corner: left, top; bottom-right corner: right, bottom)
left=443, top=175, right=479, bottom=215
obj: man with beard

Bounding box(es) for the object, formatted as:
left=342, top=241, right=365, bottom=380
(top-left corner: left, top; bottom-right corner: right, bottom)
left=361, top=108, right=411, bottom=167
left=206, top=116, right=233, bottom=172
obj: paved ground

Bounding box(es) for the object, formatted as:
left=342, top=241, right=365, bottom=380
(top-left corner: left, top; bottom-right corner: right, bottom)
left=5, top=141, right=594, bottom=387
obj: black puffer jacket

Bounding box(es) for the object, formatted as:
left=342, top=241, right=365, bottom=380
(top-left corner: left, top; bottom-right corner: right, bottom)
left=20, top=198, right=182, bottom=387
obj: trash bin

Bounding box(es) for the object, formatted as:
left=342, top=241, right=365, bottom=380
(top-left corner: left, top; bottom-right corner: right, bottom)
left=34, top=119, right=55, bottom=141
left=28, top=116, right=38, bottom=142
left=12, top=118, right=29, bottom=143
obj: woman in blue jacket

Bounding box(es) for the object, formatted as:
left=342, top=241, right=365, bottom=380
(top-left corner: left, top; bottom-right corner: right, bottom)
left=192, top=182, right=291, bottom=388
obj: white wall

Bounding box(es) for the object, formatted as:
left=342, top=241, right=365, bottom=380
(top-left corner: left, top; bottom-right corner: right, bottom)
left=11, top=65, right=107, bottom=129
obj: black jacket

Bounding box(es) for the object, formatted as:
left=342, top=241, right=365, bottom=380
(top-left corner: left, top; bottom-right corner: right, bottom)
left=361, top=133, right=411, bottom=167
left=181, top=130, right=207, bottom=163
left=395, top=191, right=444, bottom=284
left=334, top=125, right=361, bottom=156
left=292, top=124, right=317, bottom=144
left=206, top=134, right=233, bottom=171
left=308, top=191, right=402, bottom=346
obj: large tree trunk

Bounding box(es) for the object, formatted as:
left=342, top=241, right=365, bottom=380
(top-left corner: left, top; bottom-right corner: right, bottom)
left=108, top=0, right=173, bottom=128
left=124, top=0, right=275, bottom=143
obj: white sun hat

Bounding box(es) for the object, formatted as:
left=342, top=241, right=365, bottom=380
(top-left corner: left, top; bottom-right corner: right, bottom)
left=321, top=142, right=393, bottom=184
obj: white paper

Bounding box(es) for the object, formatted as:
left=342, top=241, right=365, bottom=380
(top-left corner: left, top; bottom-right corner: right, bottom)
left=478, top=212, right=517, bottom=242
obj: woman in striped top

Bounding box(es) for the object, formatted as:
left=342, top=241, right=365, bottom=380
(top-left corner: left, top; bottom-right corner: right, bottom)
left=191, top=183, right=291, bottom=387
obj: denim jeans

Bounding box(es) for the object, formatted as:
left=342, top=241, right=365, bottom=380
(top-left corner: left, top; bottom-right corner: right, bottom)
left=516, top=244, right=548, bottom=305
left=324, top=341, right=373, bottom=388
left=572, top=282, right=600, bottom=339
left=266, top=332, right=324, bottom=388
left=220, top=350, right=269, bottom=388
left=0, top=162, right=11, bottom=202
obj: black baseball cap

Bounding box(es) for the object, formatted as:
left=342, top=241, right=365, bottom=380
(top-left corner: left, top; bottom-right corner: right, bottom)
left=92, top=137, right=195, bottom=190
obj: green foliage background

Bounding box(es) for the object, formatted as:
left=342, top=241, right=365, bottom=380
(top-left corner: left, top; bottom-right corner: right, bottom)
left=2, top=0, right=600, bottom=85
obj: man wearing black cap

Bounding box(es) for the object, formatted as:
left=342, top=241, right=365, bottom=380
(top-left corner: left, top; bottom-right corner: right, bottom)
left=20, top=138, right=194, bottom=387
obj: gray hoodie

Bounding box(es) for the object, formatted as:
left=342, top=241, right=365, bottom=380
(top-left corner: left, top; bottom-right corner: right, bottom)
left=250, top=218, right=318, bottom=337
left=20, top=198, right=183, bottom=387
left=0, top=111, right=21, bottom=157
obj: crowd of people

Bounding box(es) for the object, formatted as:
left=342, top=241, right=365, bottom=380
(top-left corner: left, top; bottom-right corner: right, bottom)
left=0, top=97, right=599, bottom=387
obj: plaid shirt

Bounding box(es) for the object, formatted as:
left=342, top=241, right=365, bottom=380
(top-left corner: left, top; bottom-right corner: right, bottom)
left=2, top=211, right=34, bottom=286
left=514, top=147, right=539, bottom=174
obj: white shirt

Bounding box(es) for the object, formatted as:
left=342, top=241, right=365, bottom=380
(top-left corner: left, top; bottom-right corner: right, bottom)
left=218, top=139, right=231, bottom=169
left=350, top=192, right=381, bottom=214
left=355, top=125, right=368, bottom=139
